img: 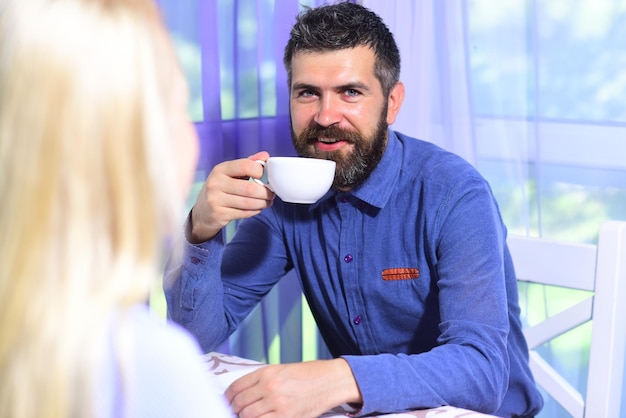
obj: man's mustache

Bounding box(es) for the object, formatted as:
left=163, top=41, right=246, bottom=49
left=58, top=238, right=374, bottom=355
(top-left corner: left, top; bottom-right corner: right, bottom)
left=300, top=125, right=361, bottom=143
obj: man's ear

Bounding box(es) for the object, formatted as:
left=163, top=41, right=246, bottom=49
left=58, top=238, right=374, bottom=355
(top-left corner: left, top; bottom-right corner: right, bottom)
left=386, top=82, right=405, bottom=125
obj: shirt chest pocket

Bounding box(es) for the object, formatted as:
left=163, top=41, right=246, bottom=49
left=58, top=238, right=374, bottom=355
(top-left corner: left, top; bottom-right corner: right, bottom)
left=381, top=267, right=420, bottom=281
left=372, top=264, right=434, bottom=308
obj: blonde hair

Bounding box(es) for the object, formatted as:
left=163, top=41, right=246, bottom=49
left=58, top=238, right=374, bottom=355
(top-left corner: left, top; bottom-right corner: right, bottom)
left=0, top=0, right=187, bottom=416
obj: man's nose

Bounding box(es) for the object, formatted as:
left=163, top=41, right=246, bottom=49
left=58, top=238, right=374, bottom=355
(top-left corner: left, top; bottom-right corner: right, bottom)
left=313, top=95, right=342, bottom=127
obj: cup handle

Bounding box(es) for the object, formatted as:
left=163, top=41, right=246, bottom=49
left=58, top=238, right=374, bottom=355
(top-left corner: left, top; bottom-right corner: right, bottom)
left=251, top=160, right=273, bottom=191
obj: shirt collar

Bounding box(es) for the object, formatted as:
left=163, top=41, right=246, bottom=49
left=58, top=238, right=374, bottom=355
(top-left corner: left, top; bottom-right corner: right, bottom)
left=311, top=129, right=401, bottom=210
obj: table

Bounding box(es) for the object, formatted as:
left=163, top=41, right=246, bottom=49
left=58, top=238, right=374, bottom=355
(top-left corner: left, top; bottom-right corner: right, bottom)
left=204, top=352, right=496, bottom=418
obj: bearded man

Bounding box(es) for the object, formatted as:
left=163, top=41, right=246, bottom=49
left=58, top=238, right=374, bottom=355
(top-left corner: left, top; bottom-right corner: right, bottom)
left=164, top=3, right=543, bottom=418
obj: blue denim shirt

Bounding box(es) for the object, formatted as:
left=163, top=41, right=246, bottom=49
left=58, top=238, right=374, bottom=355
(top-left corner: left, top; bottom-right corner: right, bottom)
left=165, top=131, right=543, bottom=417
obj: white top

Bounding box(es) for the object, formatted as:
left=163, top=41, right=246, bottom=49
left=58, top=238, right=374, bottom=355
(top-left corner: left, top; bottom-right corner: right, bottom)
left=96, top=305, right=233, bottom=418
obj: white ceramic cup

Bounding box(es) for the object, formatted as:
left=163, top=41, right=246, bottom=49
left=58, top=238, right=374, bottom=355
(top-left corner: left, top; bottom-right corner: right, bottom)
left=253, top=157, right=336, bottom=204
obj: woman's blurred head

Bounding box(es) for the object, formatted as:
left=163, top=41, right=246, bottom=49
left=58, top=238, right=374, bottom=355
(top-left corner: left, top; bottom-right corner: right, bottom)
left=0, top=0, right=198, bottom=415
left=0, top=0, right=198, bottom=301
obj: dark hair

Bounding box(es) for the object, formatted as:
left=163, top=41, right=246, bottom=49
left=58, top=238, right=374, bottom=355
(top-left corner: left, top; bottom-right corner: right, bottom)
left=283, top=2, right=401, bottom=97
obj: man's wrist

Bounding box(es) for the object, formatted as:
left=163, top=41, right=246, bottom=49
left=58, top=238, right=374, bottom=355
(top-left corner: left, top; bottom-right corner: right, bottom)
left=185, top=209, right=217, bottom=244
left=330, top=358, right=363, bottom=414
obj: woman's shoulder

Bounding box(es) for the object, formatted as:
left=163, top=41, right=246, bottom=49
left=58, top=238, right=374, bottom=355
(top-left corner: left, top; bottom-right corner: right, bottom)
left=128, top=305, right=200, bottom=350
left=107, top=305, right=233, bottom=418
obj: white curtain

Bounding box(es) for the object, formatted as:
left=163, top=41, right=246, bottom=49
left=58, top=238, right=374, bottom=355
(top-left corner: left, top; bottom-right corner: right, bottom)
left=363, top=1, right=475, bottom=164
left=364, top=0, right=626, bottom=241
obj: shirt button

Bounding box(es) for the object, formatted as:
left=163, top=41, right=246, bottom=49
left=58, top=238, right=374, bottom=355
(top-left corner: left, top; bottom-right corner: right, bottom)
left=190, top=256, right=201, bottom=265
left=353, top=315, right=362, bottom=325
left=344, top=254, right=353, bottom=263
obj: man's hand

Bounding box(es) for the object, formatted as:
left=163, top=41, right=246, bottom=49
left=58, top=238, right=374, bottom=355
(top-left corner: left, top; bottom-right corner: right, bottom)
left=188, top=151, right=275, bottom=243
left=225, top=358, right=362, bottom=418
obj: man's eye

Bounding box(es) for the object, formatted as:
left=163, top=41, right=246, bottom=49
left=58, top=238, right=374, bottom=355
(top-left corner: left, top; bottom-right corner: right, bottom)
left=299, top=90, right=316, bottom=98
left=345, top=89, right=360, bottom=97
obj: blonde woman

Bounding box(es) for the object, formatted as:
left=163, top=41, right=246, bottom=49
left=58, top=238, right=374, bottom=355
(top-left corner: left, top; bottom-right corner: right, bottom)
left=0, top=0, right=232, bottom=417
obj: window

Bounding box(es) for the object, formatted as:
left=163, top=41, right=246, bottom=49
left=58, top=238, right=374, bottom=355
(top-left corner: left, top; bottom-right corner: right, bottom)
left=468, top=0, right=626, bottom=241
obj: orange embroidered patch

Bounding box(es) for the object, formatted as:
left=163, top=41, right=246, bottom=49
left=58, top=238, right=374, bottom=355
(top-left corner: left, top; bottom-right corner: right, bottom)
left=381, top=267, right=420, bottom=281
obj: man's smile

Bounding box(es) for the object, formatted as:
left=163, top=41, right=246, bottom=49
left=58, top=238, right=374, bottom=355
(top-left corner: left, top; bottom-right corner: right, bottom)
left=315, top=138, right=348, bottom=152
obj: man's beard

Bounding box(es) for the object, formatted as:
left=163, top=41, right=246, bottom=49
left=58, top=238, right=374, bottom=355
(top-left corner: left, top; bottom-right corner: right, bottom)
left=291, top=116, right=389, bottom=190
